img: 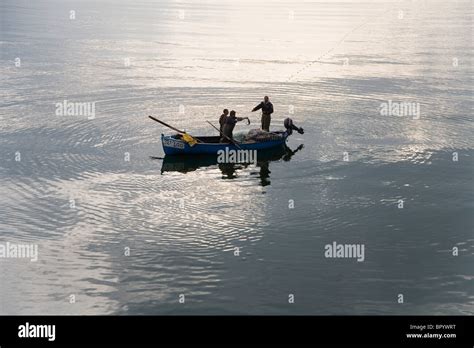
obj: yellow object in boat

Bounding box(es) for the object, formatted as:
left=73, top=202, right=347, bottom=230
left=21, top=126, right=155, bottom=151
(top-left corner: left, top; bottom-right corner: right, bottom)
left=181, top=133, right=198, bottom=146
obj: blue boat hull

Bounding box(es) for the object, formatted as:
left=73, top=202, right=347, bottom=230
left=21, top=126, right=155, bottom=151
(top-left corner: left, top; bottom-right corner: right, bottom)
left=161, top=132, right=288, bottom=155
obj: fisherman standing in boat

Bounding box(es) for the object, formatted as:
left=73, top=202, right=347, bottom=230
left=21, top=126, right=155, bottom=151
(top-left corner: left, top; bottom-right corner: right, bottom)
left=221, top=110, right=249, bottom=142
left=218, top=109, right=229, bottom=134
left=251, top=96, right=273, bottom=131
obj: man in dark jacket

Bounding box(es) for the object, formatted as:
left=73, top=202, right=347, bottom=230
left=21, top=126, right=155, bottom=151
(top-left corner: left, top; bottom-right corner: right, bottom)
left=221, top=110, right=248, bottom=142
left=251, top=96, right=273, bottom=131
left=219, top=109, right=229, bottom=134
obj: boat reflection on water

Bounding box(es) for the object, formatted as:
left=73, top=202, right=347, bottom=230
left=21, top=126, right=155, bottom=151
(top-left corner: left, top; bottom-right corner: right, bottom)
left=159, top=144, right=304, bottom=186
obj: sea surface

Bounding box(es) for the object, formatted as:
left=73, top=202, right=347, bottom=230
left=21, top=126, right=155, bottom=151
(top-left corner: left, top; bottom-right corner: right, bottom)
left=0, top=0, right=473, bottom=314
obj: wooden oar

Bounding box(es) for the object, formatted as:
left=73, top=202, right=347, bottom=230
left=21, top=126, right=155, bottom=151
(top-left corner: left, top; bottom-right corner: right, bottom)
left=148, top=115, right=185, bottom=133
left=206, top=121, right=242, bottom=150
left=148, top=115, right=202, bottom=143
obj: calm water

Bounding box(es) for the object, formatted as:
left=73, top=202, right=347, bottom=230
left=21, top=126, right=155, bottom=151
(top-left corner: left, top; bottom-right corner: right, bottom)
left=0, top=0, right=473, bottom=315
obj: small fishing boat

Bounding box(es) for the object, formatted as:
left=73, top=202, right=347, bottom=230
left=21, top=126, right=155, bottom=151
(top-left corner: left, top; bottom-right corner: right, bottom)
left=161, top=131, right=289, bottom=155
left=148, top=115, right=304, bottom=156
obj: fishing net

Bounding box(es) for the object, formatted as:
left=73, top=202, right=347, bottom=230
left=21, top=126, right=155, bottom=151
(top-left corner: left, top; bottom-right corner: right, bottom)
left=243, top=129, right=283, bottom=142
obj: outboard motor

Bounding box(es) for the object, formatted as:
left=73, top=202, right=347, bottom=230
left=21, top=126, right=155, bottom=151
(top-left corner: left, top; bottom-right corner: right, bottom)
left=284, top=118, right=304, bottom=135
